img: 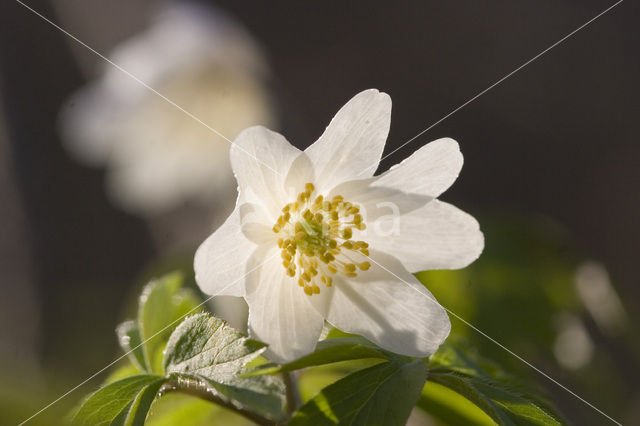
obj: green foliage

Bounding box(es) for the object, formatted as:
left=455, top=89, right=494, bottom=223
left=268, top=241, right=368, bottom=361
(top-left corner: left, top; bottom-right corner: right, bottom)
left=281, top=337, right=564, bottom=425
left=71, top=271, right=568, bottom=426
left=164, top=313, right=286, bottom=421
left=137, top=273, right=203, bottom=374
left=145, top=394, right=229, bottom=426
left=71, top=375, right=166, bottom=426
left=289, top=360, right=428, bottom=426
left=105, top=364, right=143, bottom=384
left=116, top=321, right=148, bottom=372
left=418, top=381, right=495, bottom=426
left=246, top=336, right=397, bottom=376
left=426, top=341, right=564, bottom=425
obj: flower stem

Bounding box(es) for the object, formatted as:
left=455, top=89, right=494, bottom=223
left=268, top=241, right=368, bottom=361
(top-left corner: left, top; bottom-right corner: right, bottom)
left=282, top=371, right=302, bottom=415
left=162, top=376, right=276, bottom=426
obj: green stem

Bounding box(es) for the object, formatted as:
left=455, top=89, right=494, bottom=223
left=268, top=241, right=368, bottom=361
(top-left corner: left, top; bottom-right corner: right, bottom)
left=162, top=376, right=276, bottom=426
left=282, top=371, right=302, bottom=415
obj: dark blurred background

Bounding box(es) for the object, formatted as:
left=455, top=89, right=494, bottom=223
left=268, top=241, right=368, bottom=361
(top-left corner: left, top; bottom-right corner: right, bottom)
left=1, top=0, right=638, bottom=424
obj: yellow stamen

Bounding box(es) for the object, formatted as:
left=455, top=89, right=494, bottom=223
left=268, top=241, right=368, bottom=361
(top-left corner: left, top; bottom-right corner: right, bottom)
left=272, top=182, right=370, bottom=296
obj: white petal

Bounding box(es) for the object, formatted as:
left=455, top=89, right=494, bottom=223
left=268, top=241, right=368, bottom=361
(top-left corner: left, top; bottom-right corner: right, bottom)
left=318, top=250, right=450, bottom=357
left=238, top=202, right=277, bottom=245
left=245, top=249, right=325, bottom=362
left=367, top=200, right=484, bottom=272
left=305, top=89, right=391, bottom=193
left=194, top=207, right=255, bottom=297
left=373, top=138, right=463, bottom=198
left=284, top=153, right=315, bottom=193
left=231, top=126, right=301, bottom=216
left=328, top=178, right=429, bottom=223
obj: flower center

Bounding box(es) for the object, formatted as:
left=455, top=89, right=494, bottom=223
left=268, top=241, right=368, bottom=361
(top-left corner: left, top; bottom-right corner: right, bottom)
left=272, top=182, right=371, bottom=296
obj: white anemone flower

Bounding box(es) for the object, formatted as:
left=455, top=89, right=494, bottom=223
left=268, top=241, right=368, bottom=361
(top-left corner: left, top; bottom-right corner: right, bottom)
left=61, top=2, right=273, bottom=215
left=195, top=89, right=484, bottom=362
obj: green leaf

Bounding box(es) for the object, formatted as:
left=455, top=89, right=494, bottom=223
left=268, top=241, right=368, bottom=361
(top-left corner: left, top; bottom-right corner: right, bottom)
left=104, top=363, right=142, bottom=384
left=427, top=341, right=564, bottom=425
left=246, top=336, right=397, bottom=376
left=289, top=360, right=428, bottom=426
left=138, top=273, right=202, bottom=374
left=163, top=313, right=286, bottom=421
left=71, top=375, right=166, bottom=426
left=427, top=373, right=560, bottom=426
left=418, top=380, right=495, bottom=426
left=122, top=378, right=166, bottom=426
left=116, top=320, right=148, bottom=372
left=146, top=393, right=222, bottom=426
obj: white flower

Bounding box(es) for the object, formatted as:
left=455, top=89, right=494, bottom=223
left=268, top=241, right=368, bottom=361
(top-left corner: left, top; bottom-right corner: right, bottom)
left=195, top=89, right=484, bottom=362
left=60, top=2, right=273, bottom=214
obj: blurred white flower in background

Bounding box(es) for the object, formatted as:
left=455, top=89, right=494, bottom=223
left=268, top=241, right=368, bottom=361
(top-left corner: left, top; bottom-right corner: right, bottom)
left=553, top=313, right=594, bottom=370
left=574, top=260, right=627, bottom=336
left=60, top=1, right=274, bottom=216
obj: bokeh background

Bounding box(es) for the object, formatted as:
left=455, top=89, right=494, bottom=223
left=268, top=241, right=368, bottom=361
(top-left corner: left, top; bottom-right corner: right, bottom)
left=1, top=0, right=639, bottom=424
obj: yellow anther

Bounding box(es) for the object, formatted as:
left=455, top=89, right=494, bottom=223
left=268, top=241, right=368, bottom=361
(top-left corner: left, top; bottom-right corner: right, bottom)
left=322, top=275, right=333, bottom=287
left=344, top=264, right=356, bottom=273
left=359, top=262, right=371, bottom=271
left=303, top=209, right=313, bottom=221
left=272, top=184, right=371, bottom=296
